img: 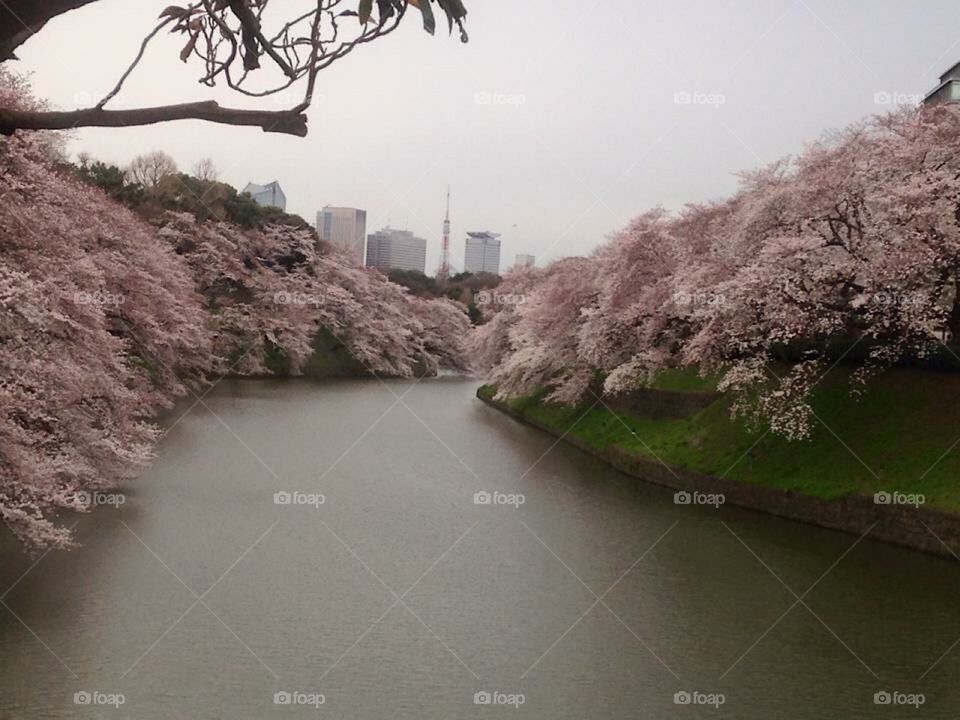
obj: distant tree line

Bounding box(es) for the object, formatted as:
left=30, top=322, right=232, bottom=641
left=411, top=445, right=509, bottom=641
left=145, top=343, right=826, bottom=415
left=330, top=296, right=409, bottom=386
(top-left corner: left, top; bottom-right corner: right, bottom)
left=70, top=150, right=314, bottom=232
left=387, top=269, right=501, bottom=324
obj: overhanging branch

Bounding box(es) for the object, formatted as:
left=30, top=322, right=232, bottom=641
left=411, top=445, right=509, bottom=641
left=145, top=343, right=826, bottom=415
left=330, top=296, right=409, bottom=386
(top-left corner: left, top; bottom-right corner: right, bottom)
left=0, top=101, right=308, bottom=136
left=0, top=0, right=99, bottom=60
left=0, top=1, right=467, bottom=136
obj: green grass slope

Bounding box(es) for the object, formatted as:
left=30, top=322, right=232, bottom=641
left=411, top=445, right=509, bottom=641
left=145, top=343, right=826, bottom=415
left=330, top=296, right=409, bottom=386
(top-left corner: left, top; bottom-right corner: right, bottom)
left=480, top=368, right=960, bottom=512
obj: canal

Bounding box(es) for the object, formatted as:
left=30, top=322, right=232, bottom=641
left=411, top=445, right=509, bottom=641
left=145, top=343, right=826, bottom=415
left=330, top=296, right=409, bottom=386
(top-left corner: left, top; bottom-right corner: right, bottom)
left=0, top=377, right=957, bottom=718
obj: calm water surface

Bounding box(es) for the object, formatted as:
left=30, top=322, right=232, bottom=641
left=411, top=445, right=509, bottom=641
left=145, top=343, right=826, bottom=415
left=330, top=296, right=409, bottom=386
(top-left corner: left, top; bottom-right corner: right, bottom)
left=1, top=377, right=958, bottom=718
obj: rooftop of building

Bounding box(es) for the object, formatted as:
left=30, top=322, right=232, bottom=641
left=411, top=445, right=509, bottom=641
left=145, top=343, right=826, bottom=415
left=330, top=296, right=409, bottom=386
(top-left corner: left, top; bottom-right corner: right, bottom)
left=243, top=180, right=283, bottom=194
left=925, top=61, right=960, bottom=103
left=940, top=60, right=960, bottom=83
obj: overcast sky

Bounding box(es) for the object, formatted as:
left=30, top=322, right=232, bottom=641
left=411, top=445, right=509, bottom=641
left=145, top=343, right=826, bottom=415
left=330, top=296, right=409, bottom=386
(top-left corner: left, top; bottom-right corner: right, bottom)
left=14, top=0, right=960, bottom=272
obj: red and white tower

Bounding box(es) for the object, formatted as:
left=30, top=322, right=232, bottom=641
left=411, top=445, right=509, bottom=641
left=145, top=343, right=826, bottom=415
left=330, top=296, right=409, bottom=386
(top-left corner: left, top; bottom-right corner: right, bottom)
left=438, top=186, right=451, bottom=281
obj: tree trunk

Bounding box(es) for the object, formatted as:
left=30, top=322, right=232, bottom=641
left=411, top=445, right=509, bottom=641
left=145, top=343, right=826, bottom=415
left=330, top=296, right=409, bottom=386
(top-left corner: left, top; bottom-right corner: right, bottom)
left=950, top=278, right=960, bottom=343
left=0, top=0, right=99, bottom=60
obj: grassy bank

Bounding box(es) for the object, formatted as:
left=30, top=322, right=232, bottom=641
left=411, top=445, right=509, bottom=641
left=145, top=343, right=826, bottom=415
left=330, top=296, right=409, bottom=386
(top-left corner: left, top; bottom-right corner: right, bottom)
left=479, top=368, right=960, bottom=513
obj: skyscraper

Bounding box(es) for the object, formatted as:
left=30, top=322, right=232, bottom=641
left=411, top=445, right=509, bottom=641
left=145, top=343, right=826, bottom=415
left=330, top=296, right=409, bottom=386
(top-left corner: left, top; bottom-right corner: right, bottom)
left=366, top=228, right=427, bottom=273
left=317, top=206, right=367, bottom=264
left=515, top=254, right=536, bottom=268
left=464, top=232, right=502, bottom=275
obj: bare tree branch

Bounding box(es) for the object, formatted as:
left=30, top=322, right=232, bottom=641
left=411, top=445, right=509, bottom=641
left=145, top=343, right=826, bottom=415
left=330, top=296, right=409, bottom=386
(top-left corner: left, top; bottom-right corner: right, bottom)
left=0, top=102, right=308, bottom=136
left=97, top=17, right=177, bottom=109
left=0, top=0, right=468, bottom=135
left=228, top=0, right=296, bottom=78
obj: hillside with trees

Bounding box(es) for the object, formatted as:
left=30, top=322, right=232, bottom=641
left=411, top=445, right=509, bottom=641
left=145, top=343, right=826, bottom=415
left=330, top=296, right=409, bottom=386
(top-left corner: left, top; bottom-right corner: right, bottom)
left=387, top=269, right=502, bottom=324
left=0, top=70, right=470, bottom=552
left=474, top=105, right=960, bottom=441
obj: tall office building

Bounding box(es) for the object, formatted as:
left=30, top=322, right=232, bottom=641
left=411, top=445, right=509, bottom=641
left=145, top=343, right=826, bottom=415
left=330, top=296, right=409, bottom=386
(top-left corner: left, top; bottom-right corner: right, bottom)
left=515, top=254, right=536, bottom=268
left=317, top=206, right=367, bottom=264
left=366, top=228, right=427, bottom=273
left=464, top=232, right=502, bottom=275
left=243, top=181, right=286, bottom=211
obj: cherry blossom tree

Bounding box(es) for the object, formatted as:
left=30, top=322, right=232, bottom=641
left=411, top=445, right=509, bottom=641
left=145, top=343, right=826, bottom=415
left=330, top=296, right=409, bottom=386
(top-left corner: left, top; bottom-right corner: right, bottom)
left=473, top=259, right=600, bottom=403
left=159, top=212, right=471, bottom=379
left=1, top=68, right=472, bottom=552
left=1, top=73, right=213, bottom=549
left=475, top=105, right=960, bottom=441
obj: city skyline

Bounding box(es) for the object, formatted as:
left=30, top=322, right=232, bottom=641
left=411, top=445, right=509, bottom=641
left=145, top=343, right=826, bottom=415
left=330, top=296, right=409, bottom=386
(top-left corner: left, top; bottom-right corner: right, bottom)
left=21, top=1, right=960, bottom=274
left=311, top=190, right=534, bottom=276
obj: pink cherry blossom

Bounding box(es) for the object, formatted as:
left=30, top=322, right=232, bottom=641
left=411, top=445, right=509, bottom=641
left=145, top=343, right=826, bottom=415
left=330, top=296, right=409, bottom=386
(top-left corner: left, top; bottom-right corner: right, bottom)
left=0, top=70, right=471, bottom=551
left=475, top=105, right=960, bottom=441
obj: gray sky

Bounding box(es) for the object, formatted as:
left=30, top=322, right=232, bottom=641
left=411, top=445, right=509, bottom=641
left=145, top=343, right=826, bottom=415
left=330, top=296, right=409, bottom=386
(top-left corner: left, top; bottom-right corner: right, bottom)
left=15, top=0, right=960, bottom=272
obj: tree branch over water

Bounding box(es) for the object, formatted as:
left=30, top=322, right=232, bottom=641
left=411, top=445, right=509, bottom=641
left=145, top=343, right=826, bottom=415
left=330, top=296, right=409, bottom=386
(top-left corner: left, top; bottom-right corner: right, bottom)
left=0, top=102, right=309, bottom=136
left=0, top=0, right=468, bottom=135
